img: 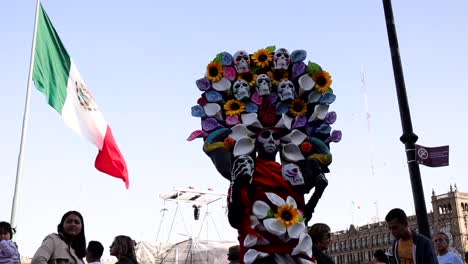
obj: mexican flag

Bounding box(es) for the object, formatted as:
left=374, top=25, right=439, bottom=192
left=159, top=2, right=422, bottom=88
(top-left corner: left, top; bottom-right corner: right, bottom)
left=32, top=4, right=129, bottom=188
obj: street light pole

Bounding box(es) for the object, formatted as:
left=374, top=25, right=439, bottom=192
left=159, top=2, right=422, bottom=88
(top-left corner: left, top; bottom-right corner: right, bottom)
left=381, top=0, right=431, bottom=238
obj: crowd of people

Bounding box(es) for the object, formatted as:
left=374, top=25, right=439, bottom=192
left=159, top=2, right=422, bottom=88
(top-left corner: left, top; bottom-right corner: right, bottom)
left=0, top=211, right=138, bottom=264
left=1, top=208, right=468, bottom=264
left=222, top=208, right=467, bottom=264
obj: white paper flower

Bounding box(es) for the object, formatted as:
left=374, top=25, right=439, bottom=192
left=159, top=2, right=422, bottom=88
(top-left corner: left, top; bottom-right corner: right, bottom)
left=229, top=124, right=254, bottom=141
left=244, top=232, right=270, bottom=248
left=308, top=104, right=329, bottom=122
left=282, top=143, right=305, bottom=162
left=252, top=192, right=306, bottom=239
left=281, top=129, right=308, bottom=145
left=244, top=249, right=269, bottom=264
left=212, top=77, right=231, bottom=91
left=233, top=136, right=255, bottom=157
left=241, top=113, right=263, bottom=128
left=292, top=232, right=313, bottom=257
left=275, top=114, right=293, bottom=129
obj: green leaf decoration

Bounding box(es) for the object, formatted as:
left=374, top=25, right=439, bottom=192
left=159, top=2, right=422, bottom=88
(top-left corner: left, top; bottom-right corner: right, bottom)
left=267, top=210, right=276, bottom=218
left=214, top=53, right=223, bottom=63
left=327, top=88, right=333, bottom=93
left=250, top=64, right=260, bottom=73
left=266, top=46, right=276, bottom=53
left=307, top=61, right=323, bottom=75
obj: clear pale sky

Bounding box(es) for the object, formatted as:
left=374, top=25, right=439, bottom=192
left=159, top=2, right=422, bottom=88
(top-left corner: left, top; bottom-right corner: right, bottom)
left=1, top=0, right=467, bottom=259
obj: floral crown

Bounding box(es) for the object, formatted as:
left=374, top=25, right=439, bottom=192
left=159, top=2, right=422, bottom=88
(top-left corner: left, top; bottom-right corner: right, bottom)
left=188, top=46, right=341, bottom=165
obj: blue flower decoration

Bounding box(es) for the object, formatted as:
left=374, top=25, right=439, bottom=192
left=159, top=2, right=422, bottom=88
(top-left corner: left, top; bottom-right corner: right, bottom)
left=191, top=105, right=206, bottom=117
left=320, top=92, right=336, bottom=105
left=205, top=90, right=223, bottom=102
left=316, top=124, right=332, bottom=135
left=246, top=102, right=259, bottom=113
left=220, top=52, right=234, bottom=65
left=276, top=102, right=290, bottom=114
left=291, top=50, right=307, bottom=63
left=308, top=91, right=322, bottom=104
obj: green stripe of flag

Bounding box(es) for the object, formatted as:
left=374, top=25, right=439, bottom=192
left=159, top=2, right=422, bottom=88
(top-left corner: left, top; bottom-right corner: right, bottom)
left=33, top=4, right=71, bottom=113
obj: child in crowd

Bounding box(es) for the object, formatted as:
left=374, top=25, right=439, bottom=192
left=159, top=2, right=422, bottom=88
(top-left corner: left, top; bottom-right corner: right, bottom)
left=0, top=222, right=20, bottom=264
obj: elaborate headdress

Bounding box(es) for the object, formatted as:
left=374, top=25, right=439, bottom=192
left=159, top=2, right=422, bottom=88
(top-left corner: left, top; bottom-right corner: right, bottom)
left=188, top=46, right=341, bottom=169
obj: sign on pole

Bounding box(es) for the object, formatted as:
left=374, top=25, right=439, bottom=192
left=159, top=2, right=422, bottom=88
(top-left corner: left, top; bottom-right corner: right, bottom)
left=415, top=145, right=449, bottom=167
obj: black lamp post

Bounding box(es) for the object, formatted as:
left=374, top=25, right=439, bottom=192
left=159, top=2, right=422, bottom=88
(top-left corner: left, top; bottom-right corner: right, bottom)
left=382, top=0, right=431, bottom=238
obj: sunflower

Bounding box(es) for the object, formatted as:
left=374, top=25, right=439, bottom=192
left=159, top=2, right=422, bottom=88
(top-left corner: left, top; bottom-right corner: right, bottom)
left=224, top=99, right=246, bottom=116
left=206, top=61, right=223, bottom=82
left=267, top=69, right=289, bottom=86
left=312, top=71, right=332, bottom=93
left=252, top=48, right=274, bottom=68
left=274, top=204, right=301, bottom=227
left=238, top=72, right=257, bottom=87
left=289, top=99, right=308, bottom=116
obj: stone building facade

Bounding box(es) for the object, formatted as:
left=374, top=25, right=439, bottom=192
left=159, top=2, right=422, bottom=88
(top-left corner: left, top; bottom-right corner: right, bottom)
left=327, top=186, right=468, bottom=263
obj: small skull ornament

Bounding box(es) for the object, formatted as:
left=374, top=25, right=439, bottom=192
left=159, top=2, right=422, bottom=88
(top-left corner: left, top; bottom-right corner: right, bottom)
left=233, top=50, right=250, bottom=73
left=232, top=79, right=250, bottom=100
left=273, top=48, right=291, bottom=70
left=255, top=74, right=272, bottom=96
left=281, top=163, right=305, bottom=186
left=232, top=154, right=255, bottom=181
left=277, top=80, right=295, bottom=101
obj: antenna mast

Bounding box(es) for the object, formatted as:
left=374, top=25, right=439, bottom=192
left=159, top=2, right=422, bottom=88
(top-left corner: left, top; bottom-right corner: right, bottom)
left=361, top=65, right=377, bottom=180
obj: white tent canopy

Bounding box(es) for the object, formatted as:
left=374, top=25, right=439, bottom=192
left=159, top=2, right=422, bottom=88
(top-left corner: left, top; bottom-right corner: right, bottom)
left=137, top=239, right=237, bottom=264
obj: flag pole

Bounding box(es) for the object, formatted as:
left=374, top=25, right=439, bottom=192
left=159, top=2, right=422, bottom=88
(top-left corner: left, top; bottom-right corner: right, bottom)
left=10, top=0, right=41, bottom=228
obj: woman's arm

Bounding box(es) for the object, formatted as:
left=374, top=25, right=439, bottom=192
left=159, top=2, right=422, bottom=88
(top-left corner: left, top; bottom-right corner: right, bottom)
left=31, top=235, right=55, bottom=264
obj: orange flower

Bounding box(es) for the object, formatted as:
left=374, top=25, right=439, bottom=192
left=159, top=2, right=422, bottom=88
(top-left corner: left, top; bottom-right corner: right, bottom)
left=300, top=142, right=313, bottom=154
left=224, top=137, right=235, bottom=149
left=312, top=71, right=332, bottom=93
left=252, top=48, right=274, bottom=68
left=206, top=61, right=223, bottom=82
left=274, top=204, right=301, bottom=227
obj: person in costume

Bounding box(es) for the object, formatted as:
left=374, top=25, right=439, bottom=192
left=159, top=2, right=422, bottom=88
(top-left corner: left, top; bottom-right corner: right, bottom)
left=190, top=47, right=341, bottom=263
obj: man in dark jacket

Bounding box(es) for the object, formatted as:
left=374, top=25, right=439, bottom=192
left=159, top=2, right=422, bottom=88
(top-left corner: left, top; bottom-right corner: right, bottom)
left=385, top=208, right=438, bottom=264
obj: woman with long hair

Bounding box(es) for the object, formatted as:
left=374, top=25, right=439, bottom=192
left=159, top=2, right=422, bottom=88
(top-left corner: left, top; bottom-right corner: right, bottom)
left=32, top=211, right=86, bottom=264
left=110, top=235, right=138, bottom=264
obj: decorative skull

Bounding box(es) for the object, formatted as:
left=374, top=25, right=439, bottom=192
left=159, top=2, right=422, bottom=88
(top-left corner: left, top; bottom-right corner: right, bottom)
left=232, top=154, right=255, bottom=181
left=233, top=50, right=250, bottom=73
left=257, top=129, right=281, bottom=156
left=273, top=48, right=291, bottom=70
left=255, top=74, right=272, bottom=96
left=281, top=163, right=305, bottom=186
left=232, top=79, right=250, bottom=100
left=277, top=80, right=295, bottom=101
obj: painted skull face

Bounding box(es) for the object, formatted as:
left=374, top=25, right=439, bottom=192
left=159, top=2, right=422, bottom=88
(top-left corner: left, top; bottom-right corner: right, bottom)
left=273, top=48, right=291, bottom=70
left=233, top=50, right=250, bottom=73
left=281, top=163, right=304, bottom=186
left=257, top=129, right=281, bottom=155
left=255, top=74, right=272, bottom=96
left=277, top=80, right=295, bottom=101
left=232, top=79, right=250, bottom=100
